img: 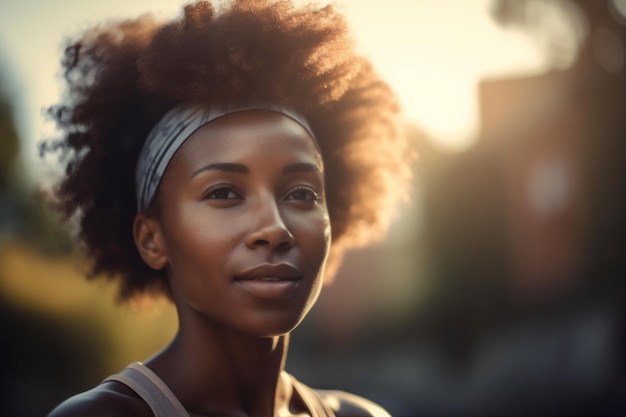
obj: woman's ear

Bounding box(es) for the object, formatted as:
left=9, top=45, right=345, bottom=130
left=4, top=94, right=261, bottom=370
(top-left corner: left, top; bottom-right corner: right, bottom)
left=133, top=213, right=168, bottom=270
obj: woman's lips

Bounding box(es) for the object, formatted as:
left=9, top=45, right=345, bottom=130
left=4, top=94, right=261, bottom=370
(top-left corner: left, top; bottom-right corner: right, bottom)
left=235, top=264, right=302, bottom=299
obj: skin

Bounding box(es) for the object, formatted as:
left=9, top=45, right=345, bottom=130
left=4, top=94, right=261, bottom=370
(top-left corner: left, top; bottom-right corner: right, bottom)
left=48, top=111, right=390, bottom=417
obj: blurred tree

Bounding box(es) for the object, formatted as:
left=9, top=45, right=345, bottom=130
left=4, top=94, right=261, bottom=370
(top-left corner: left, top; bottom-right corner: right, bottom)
left=0, top=68, right=22, bottom=238
left=0, top=81, right=19, bottom=188
left=490, top=0, right=588, bottom=68
left=491, top=0, right=626, bottom=72
left=0, top=66, right=72, bottom=251
left=0, top=65, right=103, bottom=416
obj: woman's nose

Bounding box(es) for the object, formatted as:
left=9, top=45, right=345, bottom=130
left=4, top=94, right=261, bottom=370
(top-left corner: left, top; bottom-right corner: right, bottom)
left=245, top=198, right=295, bottom=250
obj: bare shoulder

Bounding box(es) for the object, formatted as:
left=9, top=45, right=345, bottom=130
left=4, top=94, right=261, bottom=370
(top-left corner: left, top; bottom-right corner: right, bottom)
left=317, top=389, right=392, bottom=417
left=47, top=381, right=151, bottom=417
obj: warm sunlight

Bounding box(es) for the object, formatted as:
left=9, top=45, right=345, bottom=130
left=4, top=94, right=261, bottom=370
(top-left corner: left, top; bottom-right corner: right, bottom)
left=340, top=0, right=547, bottom=150
left=0, top=0, right=548, bottom=177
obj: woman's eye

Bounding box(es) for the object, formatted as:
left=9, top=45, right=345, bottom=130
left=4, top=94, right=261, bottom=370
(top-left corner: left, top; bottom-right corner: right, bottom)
left=204, top=186, right=240, bottom=200
left=286, top=187, right=319, bottom=202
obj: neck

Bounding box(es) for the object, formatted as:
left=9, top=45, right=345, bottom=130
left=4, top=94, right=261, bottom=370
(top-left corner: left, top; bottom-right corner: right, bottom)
left=145, top=306, right=297, bottom=417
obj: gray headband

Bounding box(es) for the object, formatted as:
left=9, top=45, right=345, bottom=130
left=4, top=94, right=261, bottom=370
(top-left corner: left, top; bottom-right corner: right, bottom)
left=135, top=103, right=317, bottom=212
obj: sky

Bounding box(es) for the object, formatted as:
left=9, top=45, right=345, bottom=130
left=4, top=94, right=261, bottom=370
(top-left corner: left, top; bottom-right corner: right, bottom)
left=0, top=0, right=549, bottom=178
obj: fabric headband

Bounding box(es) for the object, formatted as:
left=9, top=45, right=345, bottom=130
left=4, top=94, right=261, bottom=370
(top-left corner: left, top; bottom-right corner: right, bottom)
left=135, top=103, right=317, bottom=212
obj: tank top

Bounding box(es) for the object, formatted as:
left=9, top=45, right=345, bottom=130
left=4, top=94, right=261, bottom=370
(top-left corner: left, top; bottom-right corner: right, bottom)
left=103, top=362, right=336, bottom=417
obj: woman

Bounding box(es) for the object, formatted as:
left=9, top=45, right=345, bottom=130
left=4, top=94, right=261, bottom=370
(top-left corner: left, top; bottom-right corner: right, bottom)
left=45, top=1, right=411, bottom=416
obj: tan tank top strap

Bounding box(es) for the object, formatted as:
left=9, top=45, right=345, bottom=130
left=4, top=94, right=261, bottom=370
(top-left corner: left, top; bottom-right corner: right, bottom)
left=290, top=374, right=337, bottom=417
left=103, top=362, right=191, bottom=417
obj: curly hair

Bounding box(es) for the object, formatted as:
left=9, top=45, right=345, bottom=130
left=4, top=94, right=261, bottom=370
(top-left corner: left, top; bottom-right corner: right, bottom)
left=44, top=0, right=411, bottom=301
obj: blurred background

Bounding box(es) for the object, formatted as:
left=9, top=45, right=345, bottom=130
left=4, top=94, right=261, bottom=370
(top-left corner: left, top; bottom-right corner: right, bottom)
left=1, top=0, right=625, bottom=415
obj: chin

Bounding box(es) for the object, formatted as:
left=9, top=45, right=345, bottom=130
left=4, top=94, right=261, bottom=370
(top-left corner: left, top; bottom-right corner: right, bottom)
left=241, top=312, right=308, bottom=339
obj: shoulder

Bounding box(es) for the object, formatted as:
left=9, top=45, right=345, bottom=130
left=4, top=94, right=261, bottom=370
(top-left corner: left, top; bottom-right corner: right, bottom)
left=317, top=389, right=392, bottom=417
left=47, top=381, right=152, bottom=417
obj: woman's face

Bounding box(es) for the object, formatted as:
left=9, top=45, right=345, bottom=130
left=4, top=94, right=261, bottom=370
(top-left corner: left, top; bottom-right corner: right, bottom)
left=155, top=110, right=331, bottom=337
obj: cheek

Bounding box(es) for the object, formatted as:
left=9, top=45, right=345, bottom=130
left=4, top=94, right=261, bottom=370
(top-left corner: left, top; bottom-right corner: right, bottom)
left=163, top=206, right=246, bottom=265
left=320, top=218, right=332, bottom=260
left=294, top=210, right=332, bottom=263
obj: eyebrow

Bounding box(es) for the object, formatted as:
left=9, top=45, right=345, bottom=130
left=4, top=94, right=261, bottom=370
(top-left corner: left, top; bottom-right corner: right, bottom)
left=190, top=161, right=321, bottom=179
left=191, top=162, right=249, bottom=178
left=282, top=162, right=322, bottom=174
